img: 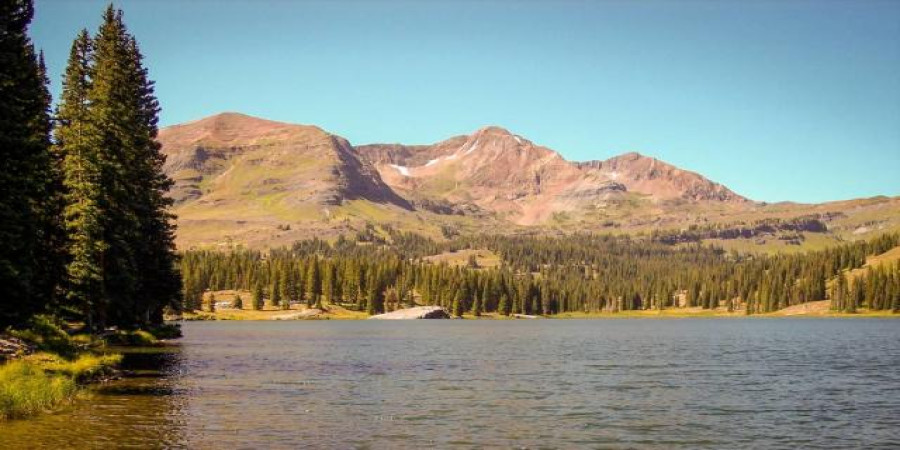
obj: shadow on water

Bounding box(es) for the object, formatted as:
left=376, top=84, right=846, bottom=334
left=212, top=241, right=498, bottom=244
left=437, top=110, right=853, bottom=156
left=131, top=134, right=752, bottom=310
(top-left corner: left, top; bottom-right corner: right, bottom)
left=95, top=385, right=178, bottom=397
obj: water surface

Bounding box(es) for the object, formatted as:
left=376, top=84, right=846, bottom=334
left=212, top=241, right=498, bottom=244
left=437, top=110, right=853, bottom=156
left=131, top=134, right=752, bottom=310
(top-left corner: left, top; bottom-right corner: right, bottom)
left=2, top=319, right=899, bottom=448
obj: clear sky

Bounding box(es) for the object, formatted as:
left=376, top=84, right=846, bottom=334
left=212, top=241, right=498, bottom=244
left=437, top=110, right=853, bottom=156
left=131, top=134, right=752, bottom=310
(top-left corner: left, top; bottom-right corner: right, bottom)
left=30, top=0, right=900, bottom=203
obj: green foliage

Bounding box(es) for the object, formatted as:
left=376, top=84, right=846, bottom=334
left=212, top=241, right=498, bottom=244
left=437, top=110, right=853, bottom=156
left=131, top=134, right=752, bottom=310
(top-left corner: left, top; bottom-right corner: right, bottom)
left=52, top=5, right=181, bottom=331
left=0, top=0, right=62, bottom=329
left=8, top=315, right=79, bottom=359
left=0, top=361, right=77, bottom=420
left=252, top=283, right=264, bottom=310
left=103, top=329, right=158, bottom=346
left=147, top=323, right=182, bottom=340
left=179, top=231, right=900, bottom=317
left=28, top=352, right=121, bottom=383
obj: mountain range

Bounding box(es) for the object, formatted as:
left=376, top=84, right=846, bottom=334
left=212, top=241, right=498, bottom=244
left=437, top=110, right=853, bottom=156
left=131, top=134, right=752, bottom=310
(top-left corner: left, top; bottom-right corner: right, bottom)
left=160, top=113, right=900, bottom=250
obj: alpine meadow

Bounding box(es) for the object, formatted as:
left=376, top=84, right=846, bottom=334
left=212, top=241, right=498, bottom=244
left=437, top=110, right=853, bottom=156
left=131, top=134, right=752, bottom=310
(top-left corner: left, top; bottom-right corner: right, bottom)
left=2, top=1, right=899, bottom=448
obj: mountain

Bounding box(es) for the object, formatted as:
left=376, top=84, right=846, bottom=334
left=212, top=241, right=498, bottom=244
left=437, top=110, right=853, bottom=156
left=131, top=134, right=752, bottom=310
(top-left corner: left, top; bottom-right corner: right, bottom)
left=356, top=126, right=746, bottom=225
left=159, top=113, right=413, bottom=248
left=575, top=152, right=747, bottom=203
left=160, top=113, right=900, bottom=250
left=161, top=112, right=406, bottom=207
left=357, top=126, right=594, bottom=224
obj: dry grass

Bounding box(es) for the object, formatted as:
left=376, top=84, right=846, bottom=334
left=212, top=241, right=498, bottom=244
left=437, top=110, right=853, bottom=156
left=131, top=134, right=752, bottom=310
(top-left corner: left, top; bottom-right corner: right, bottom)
left=423, top=249, right=502, bottom=268
left=186, top=295, right=368, bottom=321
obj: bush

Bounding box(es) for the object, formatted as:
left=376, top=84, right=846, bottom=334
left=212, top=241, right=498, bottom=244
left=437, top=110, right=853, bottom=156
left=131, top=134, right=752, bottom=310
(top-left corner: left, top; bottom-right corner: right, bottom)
left=8, top=315, right=79, bottom=359
left=148, top=323, right=182, bottom=340
left=104, top=330, right=159, bottom=346
left=0, top=361, right=77, bottom=420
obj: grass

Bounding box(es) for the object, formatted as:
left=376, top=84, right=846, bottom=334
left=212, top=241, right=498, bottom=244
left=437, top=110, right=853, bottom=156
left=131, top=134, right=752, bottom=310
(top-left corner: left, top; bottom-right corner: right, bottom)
left=423, top=249, right=502, bottom=268
left=0, top=361, right=77, bottom=420
left=0, top=316, right=173, bottom=421
left=24, top=352, right=122, bottom=383
left=184, top=302, right=369, bottom=321
left=0, top=351, right=124, bottom=420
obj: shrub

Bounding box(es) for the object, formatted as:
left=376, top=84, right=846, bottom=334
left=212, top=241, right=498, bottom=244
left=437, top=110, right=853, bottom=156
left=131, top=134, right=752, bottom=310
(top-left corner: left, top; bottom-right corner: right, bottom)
left=8, top=315, right=78, bottom=359
left=148, top=323, right=182, bottom=340
left=104, top=330, right=159, bottom=346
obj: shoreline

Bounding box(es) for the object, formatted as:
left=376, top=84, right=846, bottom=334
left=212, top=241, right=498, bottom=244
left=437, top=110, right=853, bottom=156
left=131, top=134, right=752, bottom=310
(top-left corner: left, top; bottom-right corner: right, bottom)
left=179, top=305, right=898, bottom=321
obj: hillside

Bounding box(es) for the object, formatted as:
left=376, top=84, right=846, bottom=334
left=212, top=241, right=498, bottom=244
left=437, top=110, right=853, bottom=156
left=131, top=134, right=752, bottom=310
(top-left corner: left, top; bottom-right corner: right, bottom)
left=160, top=113, right=900, bottom=250
left=159, top=113, right=423, bottom=247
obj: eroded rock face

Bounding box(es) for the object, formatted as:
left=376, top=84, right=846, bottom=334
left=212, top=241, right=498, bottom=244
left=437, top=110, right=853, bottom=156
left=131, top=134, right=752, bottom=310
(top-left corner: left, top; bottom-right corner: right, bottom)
left=367, top=306, right=451, bottom=320
left=576, top=152, right=747, bottom=203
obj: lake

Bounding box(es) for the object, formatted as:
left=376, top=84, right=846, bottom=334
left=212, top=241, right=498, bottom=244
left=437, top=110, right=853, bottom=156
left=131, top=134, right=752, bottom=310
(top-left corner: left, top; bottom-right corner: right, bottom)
left=2, top=319, right=899, bottom=449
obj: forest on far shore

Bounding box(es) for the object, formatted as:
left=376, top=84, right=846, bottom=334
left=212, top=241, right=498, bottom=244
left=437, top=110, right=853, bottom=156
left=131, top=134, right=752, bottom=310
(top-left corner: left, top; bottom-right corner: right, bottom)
left=181, top=227, right=900, bottom=317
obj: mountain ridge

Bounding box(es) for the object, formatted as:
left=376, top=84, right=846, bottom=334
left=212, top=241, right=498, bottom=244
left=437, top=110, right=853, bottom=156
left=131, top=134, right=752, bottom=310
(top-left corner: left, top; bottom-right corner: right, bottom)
left=158, top=112, right=900, bottom=250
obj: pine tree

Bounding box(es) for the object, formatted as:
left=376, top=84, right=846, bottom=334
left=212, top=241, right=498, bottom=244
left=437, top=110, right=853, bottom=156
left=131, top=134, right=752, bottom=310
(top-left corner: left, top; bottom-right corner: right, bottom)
left=0, top=0, right=59, bottom=328
left=452, top=290, right=464, bottom=317
left=252, top=283, right=264, bottom=310
left=55, top=6, right=181, bottom=329
left=306, top=258, right=321, bottom=308
left=119, top=19, right=181, bottom=326
left=208, top=293, right=216, bottom=313
left=271, top=279, right=282, bottom=308
left=322, top=261, right=335, bottom=305
left=471, top=292, right=482, bottom=317
left=56, top=29, right=106, bottom=330
left=498, top=294, right=510, bottom=316
left=279, top=269, right=291, bottom=308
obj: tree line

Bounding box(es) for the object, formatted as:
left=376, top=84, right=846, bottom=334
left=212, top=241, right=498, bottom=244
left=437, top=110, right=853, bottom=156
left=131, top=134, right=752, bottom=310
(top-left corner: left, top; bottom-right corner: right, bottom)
left=180, top=230, right=900, bottom=316
left=0, top=1, right=180, bottom=331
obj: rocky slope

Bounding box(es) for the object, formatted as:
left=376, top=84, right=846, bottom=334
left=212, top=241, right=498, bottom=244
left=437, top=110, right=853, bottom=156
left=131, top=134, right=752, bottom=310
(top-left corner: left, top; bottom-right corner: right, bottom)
left=576, top=152, right=747, bottom=203
left=159, top=113, right=900, bottom=249
left=356, top=126, right=745, bottom=224
left=158, top=113, right=416, bottom=247
left=160, top=112, right=407, bottom=208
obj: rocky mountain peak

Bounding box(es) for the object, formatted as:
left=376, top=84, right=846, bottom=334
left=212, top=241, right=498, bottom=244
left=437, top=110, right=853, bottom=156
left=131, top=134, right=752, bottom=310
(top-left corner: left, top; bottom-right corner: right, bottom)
left=577, top=152, right=748, bottom=203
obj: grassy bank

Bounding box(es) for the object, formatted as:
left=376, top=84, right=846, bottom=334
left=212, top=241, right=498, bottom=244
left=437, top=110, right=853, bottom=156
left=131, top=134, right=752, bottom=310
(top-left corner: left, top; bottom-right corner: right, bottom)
left=0, top=317, right=178, bottom=421
left=0, top=352, right=122, bottom=420
left=0, top=360, right=76, bottom=420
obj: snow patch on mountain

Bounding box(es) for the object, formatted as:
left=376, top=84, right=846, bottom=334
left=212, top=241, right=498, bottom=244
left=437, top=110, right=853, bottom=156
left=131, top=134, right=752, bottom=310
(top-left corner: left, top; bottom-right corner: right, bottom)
left=389, top=164, right=410, bottom=176
left=464, top=139, right=480, bottom=155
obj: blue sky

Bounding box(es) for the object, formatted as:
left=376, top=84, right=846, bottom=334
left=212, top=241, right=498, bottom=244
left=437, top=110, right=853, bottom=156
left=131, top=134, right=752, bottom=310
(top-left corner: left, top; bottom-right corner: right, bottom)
left=31, top=0, right=900, bottom=203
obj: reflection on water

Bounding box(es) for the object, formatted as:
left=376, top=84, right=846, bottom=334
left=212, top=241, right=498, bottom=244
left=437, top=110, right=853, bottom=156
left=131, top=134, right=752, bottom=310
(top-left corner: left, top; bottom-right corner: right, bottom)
left=2, top=319, right=899, bottom=449
left=0, top=346, right=188, bottom=448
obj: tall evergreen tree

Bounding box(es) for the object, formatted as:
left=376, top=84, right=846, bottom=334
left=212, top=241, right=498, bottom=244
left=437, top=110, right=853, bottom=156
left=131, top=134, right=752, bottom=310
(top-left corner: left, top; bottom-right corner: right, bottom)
left=0, top=0, right=59, bottom=328
left=306, top=258, right=321, bottom=308
left=58, top=6, right=181, bottom=329
left=252, top=283, right=264, bottom=310
left=56, top=29, right=106, bottom=330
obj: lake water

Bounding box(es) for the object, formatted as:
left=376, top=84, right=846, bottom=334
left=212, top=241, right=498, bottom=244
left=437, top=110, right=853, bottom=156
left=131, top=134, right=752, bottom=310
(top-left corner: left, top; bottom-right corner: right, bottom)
left=2, top=319, right=899, bottom=449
